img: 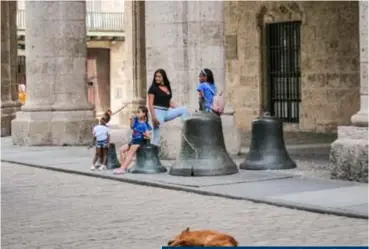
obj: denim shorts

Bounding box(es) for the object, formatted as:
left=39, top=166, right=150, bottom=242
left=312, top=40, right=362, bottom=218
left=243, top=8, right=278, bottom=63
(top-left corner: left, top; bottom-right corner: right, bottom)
left=96, top=139, right=108, bottom=148
left=129, top=138, right=144, bottom=145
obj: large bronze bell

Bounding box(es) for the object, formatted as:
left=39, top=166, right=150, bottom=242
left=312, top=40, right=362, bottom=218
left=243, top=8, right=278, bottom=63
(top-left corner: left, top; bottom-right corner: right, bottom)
left=239, top=112, right=296, bottom=170
left=128, top=139, right=167, bottom=173
left=169, top=112, right=238, bottom=176
left=107, top=143, right=120, bottom=170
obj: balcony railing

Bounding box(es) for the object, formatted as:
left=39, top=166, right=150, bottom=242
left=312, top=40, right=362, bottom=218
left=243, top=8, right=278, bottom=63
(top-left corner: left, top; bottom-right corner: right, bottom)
left=86, top=12, right=124, bottom=32
left=17, top=9, right=124, bottom=32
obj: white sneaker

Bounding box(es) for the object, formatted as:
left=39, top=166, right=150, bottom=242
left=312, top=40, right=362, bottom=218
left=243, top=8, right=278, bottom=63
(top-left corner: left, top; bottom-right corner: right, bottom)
left=98, top=165, right=107, bottom=171
left=90, top=165, right=96, bottom=171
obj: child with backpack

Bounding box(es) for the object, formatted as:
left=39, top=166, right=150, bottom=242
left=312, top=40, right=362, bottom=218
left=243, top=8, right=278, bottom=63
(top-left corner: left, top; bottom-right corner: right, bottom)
left=197, top=68, right=225, bottom=115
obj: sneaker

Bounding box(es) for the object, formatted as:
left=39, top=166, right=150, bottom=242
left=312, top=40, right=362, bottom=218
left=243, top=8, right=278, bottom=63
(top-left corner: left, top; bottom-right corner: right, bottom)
left=113, top=168, right=127, bottom=175
left=98, top=165, right=107, bottom=171
left=90, top=165, right=96, bottom=171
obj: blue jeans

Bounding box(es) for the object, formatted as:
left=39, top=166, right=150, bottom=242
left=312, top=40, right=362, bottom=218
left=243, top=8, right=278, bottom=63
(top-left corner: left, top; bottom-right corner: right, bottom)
left=151, top=106, right=190, bottom=146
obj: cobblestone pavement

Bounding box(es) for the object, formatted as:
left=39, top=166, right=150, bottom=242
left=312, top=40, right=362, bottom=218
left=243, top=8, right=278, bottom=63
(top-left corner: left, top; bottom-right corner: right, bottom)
left=2, top=162, right=368, bottom=249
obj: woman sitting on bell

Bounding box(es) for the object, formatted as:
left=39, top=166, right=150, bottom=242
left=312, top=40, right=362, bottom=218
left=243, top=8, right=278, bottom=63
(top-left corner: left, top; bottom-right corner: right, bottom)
left=147, top=69, right=190, bottom=147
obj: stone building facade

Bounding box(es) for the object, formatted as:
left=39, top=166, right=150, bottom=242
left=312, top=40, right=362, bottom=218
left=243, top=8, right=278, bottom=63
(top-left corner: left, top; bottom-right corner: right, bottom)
left=116, top=1, right=363, bottom=134
left=225, top=1, right=360, bottom=133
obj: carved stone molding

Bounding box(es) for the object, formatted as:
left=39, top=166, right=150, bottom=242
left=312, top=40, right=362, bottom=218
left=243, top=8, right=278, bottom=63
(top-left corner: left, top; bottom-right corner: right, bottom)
left=257, top=2, right=304, bottom=27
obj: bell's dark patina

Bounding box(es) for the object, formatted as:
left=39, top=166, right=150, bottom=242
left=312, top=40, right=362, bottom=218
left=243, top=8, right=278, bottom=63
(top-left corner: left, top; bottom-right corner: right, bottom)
left=169, top=112, right=238, bottom=176
left=239, top=112, right=296, bottom=170
left=107, top=143, right=120, bottom=170
left=128, top=139, right=167, bottom=174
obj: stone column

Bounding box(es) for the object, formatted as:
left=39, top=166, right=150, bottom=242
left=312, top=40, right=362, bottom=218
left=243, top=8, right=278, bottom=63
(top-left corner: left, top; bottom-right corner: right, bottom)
left=1, top=1, right=21, bottom=137
left=119, top=0, right=147, bottom=126
left=351, top=1, right=368, bottom=127
left=145, top=1, right=189, bottom=107
left=11, top=1, right=96, bottom=145
left=329, top=1, right=368, bottom=183
left=145, top=1, right=241, bottom=159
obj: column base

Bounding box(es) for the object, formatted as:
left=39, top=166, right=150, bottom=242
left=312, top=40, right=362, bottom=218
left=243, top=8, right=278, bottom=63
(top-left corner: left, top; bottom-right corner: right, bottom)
left=11, top=110, right=98, bottom=146
left=329, top=126, right=368, bottom=183
left=1, top=101, right=21, bottom=137
left=351, top=111, right=368, bottom=127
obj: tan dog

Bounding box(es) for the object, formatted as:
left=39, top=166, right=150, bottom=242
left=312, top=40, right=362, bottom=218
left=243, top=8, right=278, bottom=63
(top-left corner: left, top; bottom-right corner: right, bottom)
left=168, top=227, right=238, bottom=247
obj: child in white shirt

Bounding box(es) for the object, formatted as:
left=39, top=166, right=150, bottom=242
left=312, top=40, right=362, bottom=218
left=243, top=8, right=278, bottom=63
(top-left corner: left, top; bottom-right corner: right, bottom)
left=91, top=115, right=110, bottom=170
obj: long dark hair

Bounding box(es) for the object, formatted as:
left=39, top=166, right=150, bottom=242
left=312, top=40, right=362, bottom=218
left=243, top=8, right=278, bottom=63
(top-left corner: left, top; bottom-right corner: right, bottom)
left=152, top=68, right=172, bottom=92
left=138, top=105, right=149, bottom=123
left=200, top=68, right=214, bottom=84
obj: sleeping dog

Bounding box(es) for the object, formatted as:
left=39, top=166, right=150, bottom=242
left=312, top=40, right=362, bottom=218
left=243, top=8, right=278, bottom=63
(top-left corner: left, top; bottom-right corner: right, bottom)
left=168, top=227, right=238, bottom=247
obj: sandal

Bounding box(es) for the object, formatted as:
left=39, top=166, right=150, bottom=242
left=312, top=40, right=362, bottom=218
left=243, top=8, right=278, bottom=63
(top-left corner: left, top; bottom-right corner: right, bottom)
left=113, top=168, right=127, bottom=175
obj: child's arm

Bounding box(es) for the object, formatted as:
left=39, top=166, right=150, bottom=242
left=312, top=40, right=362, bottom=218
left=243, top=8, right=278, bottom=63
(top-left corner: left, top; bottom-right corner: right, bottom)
left=144, top=123, right=153, bottom=139
left=130, top=116, right=136, bottom=129
left=107, top=133, right=110, bottom=145
left=197, top=84, right=204, bottom=98
left=143, top=131, right=151, bottom=139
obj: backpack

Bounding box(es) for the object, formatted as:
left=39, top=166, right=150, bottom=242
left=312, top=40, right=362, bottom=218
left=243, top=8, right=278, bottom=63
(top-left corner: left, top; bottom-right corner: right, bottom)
left=212, top=91, right=226, bottom=115
left=204, top=83, right=226, bottom=115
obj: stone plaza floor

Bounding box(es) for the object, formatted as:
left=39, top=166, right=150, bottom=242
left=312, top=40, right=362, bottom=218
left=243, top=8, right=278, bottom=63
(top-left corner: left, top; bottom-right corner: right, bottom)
left=1, top=162, right=368, bottom=249
left=1, top=137, right=368, bottom=219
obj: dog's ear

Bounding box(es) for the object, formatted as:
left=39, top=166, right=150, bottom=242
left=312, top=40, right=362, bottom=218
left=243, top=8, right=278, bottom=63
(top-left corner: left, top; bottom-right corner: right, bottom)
left=184, top=227, right=190, bottom=232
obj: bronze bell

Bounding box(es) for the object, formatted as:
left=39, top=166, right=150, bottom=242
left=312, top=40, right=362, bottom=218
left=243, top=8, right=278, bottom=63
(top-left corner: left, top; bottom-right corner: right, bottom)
left=169, top=112, right=238, bottom=176
left=128, top=139, right=167, bottom=174
left=239, top=112, right=296, bottom=170
left=107, top=143, right=121, bottom=170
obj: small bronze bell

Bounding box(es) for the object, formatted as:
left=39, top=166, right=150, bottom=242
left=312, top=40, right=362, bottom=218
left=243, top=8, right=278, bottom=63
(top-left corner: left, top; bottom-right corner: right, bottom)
left=239, top=112, right=296, bottom=170
left=107, top=143, right=120, bottom=170
left=169, top=112, right=238, bottom=176
left=128, top=139, right=167, bottom=174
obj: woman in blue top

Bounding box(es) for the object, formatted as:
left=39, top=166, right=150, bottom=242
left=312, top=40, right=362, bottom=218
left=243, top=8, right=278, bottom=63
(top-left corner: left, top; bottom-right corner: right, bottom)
left=197, top=68, right=217, bottom=112
left=114, top=106, right=152, bottom=175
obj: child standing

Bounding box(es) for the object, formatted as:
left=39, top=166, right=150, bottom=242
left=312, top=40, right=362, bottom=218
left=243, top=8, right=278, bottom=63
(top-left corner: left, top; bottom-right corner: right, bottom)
left=91, top=115, right=110, bottom=171
left=113, top=106, right=152, bottom=175
left=197, top=68, right=217, bottom=112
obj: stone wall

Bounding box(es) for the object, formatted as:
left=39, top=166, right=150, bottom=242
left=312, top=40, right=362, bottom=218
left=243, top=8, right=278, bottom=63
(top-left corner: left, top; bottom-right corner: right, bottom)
left=225, top=1, right=360, bottom=133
